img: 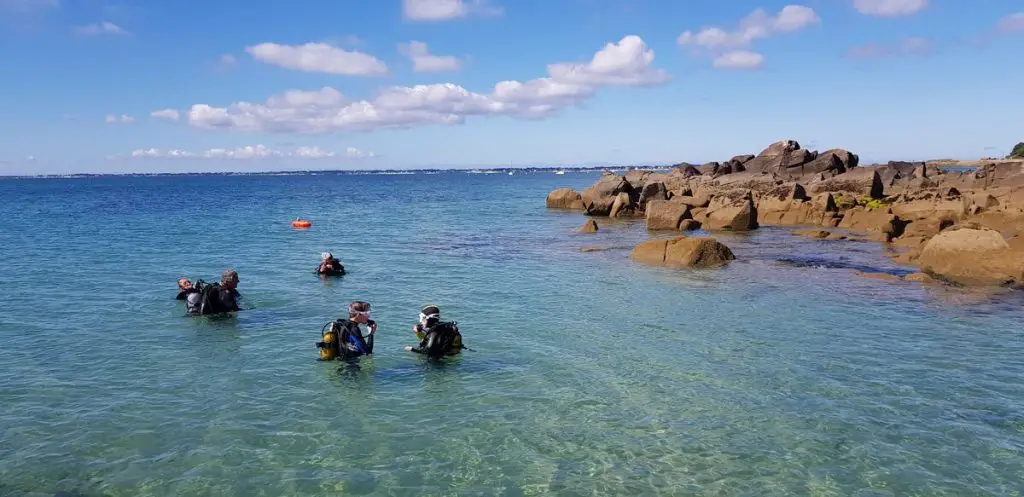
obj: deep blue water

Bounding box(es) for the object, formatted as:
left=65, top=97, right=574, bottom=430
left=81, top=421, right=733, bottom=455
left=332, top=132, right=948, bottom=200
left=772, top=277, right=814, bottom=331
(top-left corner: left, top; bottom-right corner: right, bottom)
left=1, top=171, right=1022, bottom=496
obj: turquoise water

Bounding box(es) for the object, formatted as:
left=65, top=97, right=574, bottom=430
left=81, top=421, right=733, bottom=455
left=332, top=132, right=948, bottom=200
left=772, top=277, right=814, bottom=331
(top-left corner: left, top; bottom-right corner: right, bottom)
left=1, top=171, right=1023, bottom=496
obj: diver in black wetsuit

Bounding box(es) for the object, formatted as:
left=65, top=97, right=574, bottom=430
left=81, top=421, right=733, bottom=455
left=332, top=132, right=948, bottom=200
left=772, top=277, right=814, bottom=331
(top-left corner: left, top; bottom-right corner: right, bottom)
left=404, top=305, right=465, bottom=357
left=186, top=269, right=242, bottom=316
left=316, top=252, right=345, bottom=276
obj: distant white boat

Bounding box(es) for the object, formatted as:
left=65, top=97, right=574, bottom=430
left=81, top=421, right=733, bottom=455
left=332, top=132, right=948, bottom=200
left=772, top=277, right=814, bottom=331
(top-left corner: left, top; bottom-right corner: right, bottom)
left=508, top=171, right=514, bottom=176
left=554, top=170, right=566, bottom=175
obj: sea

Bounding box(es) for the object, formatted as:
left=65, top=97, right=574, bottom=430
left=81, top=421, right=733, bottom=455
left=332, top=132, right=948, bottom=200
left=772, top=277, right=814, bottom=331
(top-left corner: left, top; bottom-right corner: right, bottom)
left=1, top=170, right=1022, bottom=497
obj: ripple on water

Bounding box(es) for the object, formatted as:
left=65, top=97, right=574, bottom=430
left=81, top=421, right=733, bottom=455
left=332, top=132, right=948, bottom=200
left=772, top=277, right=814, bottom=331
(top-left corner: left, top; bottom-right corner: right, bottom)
left=1, top=173, right=1023, bottom=496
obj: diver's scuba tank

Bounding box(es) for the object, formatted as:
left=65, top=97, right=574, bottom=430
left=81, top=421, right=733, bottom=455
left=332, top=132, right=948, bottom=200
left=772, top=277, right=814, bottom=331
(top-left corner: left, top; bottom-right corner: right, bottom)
left=316, top=321, right=339, bottom=361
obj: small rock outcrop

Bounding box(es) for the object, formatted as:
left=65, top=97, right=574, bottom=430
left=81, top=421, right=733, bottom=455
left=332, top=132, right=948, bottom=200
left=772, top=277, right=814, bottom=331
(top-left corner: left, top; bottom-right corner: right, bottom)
left=547, top=188, right=583, bottom=209
left=579, top=220, right=599, bottom=233
left=630, top=236, right=735, bottom=268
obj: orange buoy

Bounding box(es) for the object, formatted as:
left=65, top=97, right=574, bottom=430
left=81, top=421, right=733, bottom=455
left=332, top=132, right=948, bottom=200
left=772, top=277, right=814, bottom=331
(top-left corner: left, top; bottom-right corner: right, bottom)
left=291, top=219, right=312, bottom=229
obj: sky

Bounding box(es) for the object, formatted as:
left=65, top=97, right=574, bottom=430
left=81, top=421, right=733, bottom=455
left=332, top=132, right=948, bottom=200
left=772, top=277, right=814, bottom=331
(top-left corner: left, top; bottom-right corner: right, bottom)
left=0, top=0, right=1022, bottom=175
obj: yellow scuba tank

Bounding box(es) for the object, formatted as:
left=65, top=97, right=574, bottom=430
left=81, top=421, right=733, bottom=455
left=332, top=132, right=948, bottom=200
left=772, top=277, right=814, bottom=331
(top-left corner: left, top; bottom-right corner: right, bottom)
left=316, top=321, right=338, bottom=361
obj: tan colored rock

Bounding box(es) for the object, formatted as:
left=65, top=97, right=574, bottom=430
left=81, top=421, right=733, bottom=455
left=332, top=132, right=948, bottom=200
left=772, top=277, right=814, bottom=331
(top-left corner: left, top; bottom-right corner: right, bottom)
left=645, top=200, right=691, bottom=231
left=903, top=272, right=937, bottom=284
left=630, top=236, right=735, bottom=268
left=702, top=192, right=759, bottom=231
left=579, top=220, right=599, bottom=233
left=546, top=188, right=583, bottom=209
left=916, top=228, right=1022, bottom=287
left=675, top=193, right=712, bottom=208
left=581, top=190, right=615, bottom=216
left=809, top=167, right=884, bottom=199
left=793, top=229, right=830, bottom=239
left=609, top=192, right=636, bottom=218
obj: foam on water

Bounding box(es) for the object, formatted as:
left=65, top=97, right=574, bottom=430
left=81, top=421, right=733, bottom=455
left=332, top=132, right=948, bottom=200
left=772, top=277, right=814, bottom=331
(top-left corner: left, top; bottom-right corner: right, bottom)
left=1, top=172, right=1022, bottom=496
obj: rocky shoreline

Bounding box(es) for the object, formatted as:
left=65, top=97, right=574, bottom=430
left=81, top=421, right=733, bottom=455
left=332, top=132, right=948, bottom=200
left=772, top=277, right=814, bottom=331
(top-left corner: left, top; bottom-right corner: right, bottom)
left=547, top=139, right=1024, bottom=289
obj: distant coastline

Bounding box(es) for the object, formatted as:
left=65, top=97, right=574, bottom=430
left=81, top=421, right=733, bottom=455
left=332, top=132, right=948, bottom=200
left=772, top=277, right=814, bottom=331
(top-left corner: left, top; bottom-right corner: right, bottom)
left=1, top=158, right=1001, bottom=180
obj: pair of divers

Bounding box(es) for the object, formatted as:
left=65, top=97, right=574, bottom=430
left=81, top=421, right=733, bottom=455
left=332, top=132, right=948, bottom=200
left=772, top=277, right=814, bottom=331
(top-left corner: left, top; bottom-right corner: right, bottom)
left=316, top=303, right=468, bottom=361
left=175, top=270, right=242, bottom=316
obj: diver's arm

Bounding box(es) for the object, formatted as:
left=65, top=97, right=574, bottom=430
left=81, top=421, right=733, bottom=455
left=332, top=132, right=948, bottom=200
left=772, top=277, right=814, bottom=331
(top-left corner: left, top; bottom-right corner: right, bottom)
left=364, top=321, right=376, bottom=353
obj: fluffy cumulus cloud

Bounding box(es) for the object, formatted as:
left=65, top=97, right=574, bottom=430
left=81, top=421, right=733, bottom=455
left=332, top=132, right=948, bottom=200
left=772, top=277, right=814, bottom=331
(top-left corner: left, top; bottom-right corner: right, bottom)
left=996, top=12, right=1024, bottom=34
left=846, top=36, right=932, bottom=58
left=399, top=41, right=462, bottom=72
left=128, top=145, right=375, bottom=160
left=677, top=5, right=819, bottom=68
left=712, top=50, right=764, bottom=70
left=150, top=109, right=180, bottom=121
left=852, top=0, right=928, bottom=17
left=174, top=35, right=667, bottom=134
left=402, top=0, right=502, bottom=21
left=246, top=42, right=389, bottom=76
left=105, top=114, right=134, bottom=124
left=74, top=21, right=129, bottom=36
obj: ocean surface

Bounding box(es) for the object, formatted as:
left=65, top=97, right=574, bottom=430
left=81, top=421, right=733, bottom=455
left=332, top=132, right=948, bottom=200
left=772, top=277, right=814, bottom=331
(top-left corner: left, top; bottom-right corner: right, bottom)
left=1, top=170, right=1022, bottom=497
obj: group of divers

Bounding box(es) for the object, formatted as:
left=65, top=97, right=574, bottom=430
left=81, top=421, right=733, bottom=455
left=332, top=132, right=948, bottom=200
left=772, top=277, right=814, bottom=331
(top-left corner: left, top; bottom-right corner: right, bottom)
left=173, top=252, right=467, bottom=361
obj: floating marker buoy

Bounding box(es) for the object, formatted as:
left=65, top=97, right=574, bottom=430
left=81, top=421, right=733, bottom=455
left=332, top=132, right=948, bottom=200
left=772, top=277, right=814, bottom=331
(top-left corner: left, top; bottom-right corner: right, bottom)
left=292, top=219, right=312, bottom=229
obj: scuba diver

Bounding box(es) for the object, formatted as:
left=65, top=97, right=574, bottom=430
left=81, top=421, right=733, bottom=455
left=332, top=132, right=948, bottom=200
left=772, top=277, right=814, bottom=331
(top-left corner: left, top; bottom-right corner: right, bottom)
left=404, top=305, right=467, bottom=358
left=185, top=269, right=242, bottom=316
left=315, top=252, right=345, bottom=276
left=316, top=301, right=377, bottom=361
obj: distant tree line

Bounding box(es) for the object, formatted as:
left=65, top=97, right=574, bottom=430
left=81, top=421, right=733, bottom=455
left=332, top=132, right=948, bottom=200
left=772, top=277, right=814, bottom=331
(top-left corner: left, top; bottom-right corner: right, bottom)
left=1010, top=142, right=1024, bottom=159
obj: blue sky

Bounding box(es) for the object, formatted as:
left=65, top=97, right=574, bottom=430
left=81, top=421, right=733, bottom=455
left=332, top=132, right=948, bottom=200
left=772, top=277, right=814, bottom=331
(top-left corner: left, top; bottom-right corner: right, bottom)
left=0, top=0, right=1022, bottom=174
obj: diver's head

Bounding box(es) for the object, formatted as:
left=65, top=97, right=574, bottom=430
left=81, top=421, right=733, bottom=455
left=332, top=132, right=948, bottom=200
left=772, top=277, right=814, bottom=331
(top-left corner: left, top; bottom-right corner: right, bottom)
left=349, top=300, right=372, bottom=324
left=321, top=252, right=333, bottom=261
left=178, top=278, right=192, bottom=290
left=221, top=269, right=239, bottom=290
left=419, top=305, right=440, bottom=328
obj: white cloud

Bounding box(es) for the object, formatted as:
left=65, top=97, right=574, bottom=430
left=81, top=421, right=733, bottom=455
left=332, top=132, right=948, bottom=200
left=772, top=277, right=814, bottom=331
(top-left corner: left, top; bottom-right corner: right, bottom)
left=74, top=21, right=129, bottom=36
left=127, top=145, right=375, bottom=160
left=548, top=35, right=669, bottom=86
left=399, top=41, right=462, bottom=72
left=105, top=114, right=135, bottom=124
left=402, top=0, right=503, bottom=21
left=131, top=148, right=193, bottom=158
left=246, top=42, right=388, bottom=76
left=185, top=35, right=666, bottom=134
left=345, top=146, right=376, bottom=159
left=853, top=0, right=928, bottom=17
left=712, top=50, right=764, bottom=70
left=996, top=12, right=1024, bottom=34
left=677, top=5, right=820, bottom=49
left=220, top=53, right=236, bottom=65
left=150, top=109, right=180, bottom=121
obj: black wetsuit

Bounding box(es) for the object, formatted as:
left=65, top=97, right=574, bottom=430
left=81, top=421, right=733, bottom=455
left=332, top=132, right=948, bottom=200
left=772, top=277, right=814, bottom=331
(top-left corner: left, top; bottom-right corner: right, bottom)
left=317, top=258, right=345, bottom=276
left=333, top=319, right=374, bottom=360
left=186, top=284, right=241, bottom=315
left=409, top=321, right=463, bottom=357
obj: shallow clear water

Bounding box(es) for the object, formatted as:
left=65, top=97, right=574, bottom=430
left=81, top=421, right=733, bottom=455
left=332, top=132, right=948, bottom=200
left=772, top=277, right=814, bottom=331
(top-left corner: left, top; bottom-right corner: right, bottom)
left=1, top=171, right=1022, bottom=497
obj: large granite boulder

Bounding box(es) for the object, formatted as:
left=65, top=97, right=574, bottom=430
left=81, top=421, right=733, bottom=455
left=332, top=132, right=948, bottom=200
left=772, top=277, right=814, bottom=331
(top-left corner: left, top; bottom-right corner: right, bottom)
left=915, top=228, right=1022, bottom=287
left=546, top=188, right=583, bottom=209
left=645, top=200, right=691, bottom=231
left=630, top=236, right=735, bottom=268
left=809, top=167, right=884, bottom=199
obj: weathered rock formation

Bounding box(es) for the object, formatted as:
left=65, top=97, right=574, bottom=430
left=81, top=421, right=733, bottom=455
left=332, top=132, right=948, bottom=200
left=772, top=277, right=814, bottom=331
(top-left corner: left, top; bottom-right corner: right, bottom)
left=549, top=139, right=1024, bottom=288
left=630, top=236, right=735, bottom=268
